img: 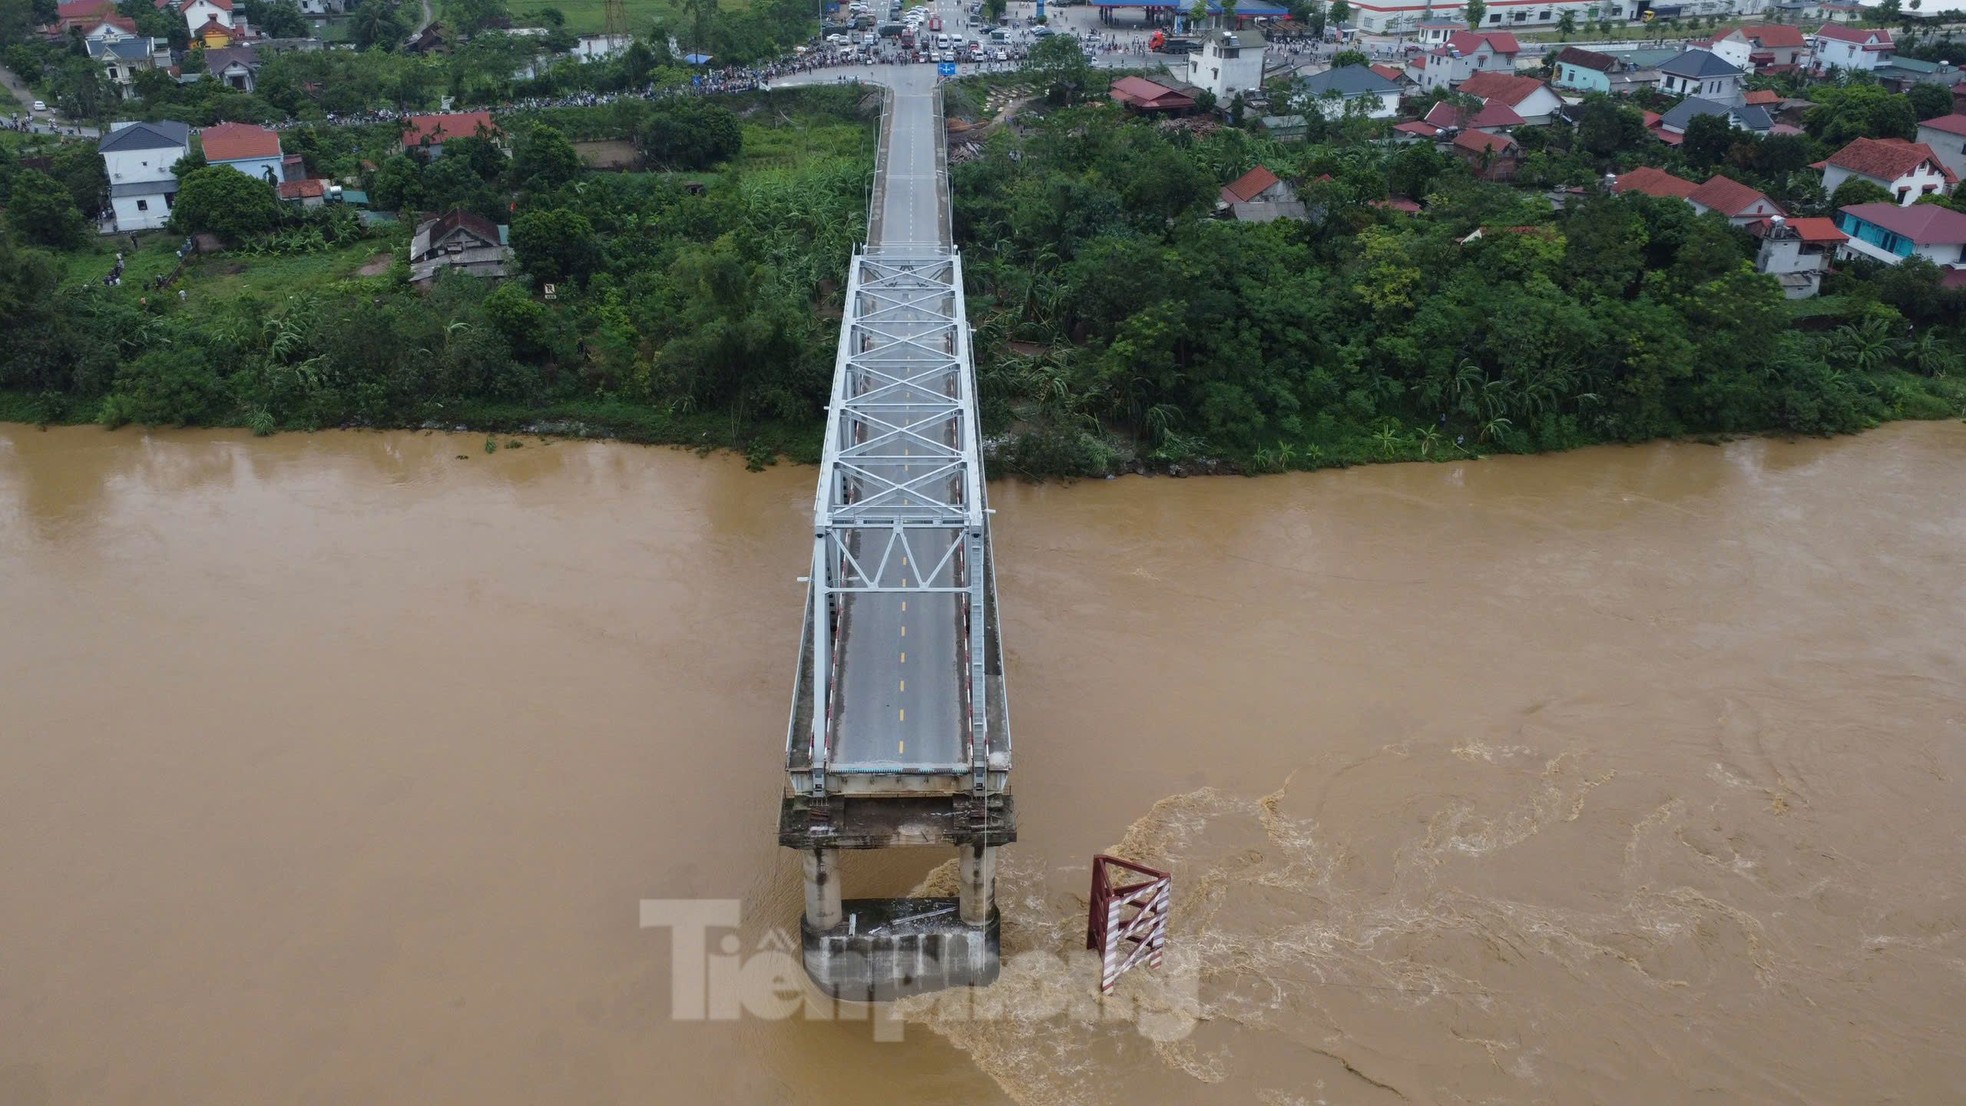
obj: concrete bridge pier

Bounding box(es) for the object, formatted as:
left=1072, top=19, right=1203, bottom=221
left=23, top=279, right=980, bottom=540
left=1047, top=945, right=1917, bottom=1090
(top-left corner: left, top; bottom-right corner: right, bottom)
left=959, top=844, right=997, bottom=926
left=804, top=848, right=843, bottom=931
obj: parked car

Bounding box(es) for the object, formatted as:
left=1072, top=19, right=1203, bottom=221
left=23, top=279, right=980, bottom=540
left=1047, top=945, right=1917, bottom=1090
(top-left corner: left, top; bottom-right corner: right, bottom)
left=32, top=99, right=47, bottom=111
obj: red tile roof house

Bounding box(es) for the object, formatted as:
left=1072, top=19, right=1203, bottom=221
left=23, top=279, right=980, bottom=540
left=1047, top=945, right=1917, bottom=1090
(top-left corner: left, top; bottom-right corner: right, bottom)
left=1406, top=31, right=1520, bottom=93
left=398, top=111, right=503, bottom=157
left=1109, top=76, right=1197, bottom=114
left=1686, top=174, right=1784, bottom=225
left=1455, top=71, right=1564, bottom=126
left=1392, top=98, right=1525, bottom=141
left=1451, top=130, right=1522, bottom=181
left=1815, top=137, right=1957, bottom=205
left=1719, top=24, right=1810, bottom=73
left=1217, top=165, right=1307, bottom=222
left=1610, top=165, right=1700, bottom=200
left=1613, top=167, right=1783, bottom=225
left=1812, top=23, right=1894, bottom=73
left=198, top=121, right=283, bottom=182
left=47, top=0, right=117, bottom=32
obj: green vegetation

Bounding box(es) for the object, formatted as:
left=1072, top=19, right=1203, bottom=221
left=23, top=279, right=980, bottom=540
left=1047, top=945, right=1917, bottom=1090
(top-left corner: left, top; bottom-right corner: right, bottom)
left=0, top=87, right=876, bottom=459
left=948, top=101, right=1966, bottom=476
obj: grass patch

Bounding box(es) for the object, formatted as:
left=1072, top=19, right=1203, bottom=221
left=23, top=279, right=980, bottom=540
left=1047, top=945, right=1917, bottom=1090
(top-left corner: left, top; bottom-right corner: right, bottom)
left=736, top=116, right=874, bottom=171
left=552, top=0, right=755, bottom=36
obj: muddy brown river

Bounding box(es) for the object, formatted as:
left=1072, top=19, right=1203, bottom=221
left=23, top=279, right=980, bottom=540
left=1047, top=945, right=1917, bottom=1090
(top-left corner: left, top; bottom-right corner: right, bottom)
left=2, top=422, right=1962, bottom=1105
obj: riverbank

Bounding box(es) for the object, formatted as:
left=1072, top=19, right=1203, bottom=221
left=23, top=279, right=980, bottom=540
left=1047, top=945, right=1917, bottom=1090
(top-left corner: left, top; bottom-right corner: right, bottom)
left=9, top=372, right=1962, bottom=479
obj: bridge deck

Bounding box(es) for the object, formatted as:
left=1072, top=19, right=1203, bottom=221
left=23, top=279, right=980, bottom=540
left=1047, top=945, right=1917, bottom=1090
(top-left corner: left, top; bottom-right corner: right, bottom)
left=783, top=70, right=1011, bottom=833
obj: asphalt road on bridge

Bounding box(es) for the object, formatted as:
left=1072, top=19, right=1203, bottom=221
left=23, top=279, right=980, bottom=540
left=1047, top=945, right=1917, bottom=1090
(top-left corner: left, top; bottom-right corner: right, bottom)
left=828, top=41, right=968, bottom=771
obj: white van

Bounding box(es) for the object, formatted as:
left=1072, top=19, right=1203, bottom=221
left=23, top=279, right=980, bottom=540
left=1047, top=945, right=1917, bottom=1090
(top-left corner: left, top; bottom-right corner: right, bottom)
left=937, top=32, right=950, bottom=48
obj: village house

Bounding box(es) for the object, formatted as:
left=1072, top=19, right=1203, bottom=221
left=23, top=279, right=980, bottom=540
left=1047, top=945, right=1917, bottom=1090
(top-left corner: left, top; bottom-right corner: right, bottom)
left=1109, top=75, right=1197, bottom=114
left=159, top=0, right=234, bottom=36
left=1656, top=96, right=1774, bottom=142
left=399, top=111, right=503, bottom=157
left=1552, top=47, right=1617, bottom=93
left=1914, top=114, right=1966, bottom=183
left=1658, top=49, right=1745, bottom=106
left=1750, top=216, right=1846, bottom=298
left=1217, top=165, right=1306, bottom=223
left=85, top=31, right=170, bottom=99
left=1811, top=23, right=1892, bottom=72
left=1393, top=98, right=1524, bottom=141
left=1816, top=137, right=1957, bottom=205
left=1451, top=130, right=1521, bottom=181
left=44, top=0, right=123, bottom=33
left=1686, top=174, right=1783, bottom=225
left=1611, top=166, right=1783, bottom=225
left=1835, top=202, right=1966, bottom=274
left=199, top=122, right=284, bottom=182
left=1406, top=30, right=1520, bottom=94
left=574, top=33, right=632, bottom=61
left=1186, top=29, right=1267, bottom=104
left=1717, top=24, right=1809, bottom=73
left=1292, top=65, right=1402, bottom=120
left=98, top=119, right=191, bottom=231
left=1455, top=71, right=1563, bottom=126
left=409, top=210, right=514, bottom=284
left=201, top=44, right=261, bottom=91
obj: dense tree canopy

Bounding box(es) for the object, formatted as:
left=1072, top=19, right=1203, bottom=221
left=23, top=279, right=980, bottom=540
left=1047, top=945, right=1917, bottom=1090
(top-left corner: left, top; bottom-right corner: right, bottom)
left=171, top=165, right=281, bottom=240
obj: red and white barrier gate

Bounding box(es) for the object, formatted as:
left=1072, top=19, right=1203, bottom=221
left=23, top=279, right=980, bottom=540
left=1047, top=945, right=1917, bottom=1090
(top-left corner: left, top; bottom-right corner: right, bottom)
left=1085, top=854, right=1171, bottom=995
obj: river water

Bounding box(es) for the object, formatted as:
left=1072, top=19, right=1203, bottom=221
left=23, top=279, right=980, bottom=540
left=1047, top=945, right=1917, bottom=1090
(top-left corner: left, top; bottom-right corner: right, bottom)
left=2, top=421, right=1962, bottom=1105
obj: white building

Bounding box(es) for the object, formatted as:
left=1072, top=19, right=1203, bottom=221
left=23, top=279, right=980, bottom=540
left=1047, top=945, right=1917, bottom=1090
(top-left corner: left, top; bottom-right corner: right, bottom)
left=574, top=33, right=632, bottom=61
left=1914, top=114, right=1966, bottom=184
left=1657, top=48, right=1744, bottom=105
left=175, top=0, right=234, bottom=34
left=1751, top=216, right=1846, bottom=299
left=1187, top=28, right=1266, bottom=104
left=1406, top=29, right=1520, bottom=93
left=1817, top=137, right=1957, bottom=206
left=98, top=119, right=191, bottom=231
left=1812, top=23, right=1892, bottom=71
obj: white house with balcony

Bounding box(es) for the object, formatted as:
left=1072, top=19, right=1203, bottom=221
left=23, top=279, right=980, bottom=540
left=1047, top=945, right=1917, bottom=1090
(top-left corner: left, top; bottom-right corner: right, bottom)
left=98, top=119, right=191, bottom=231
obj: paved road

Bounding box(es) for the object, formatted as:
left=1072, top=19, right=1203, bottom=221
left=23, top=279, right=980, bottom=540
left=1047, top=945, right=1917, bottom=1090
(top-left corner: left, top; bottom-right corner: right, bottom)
left=822, top=5, right=970, bottom=771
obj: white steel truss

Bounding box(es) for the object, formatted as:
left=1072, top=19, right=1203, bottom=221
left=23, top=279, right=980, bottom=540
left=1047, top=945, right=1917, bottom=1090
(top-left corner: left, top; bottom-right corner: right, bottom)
left=804, top=247, right=991, bottom=799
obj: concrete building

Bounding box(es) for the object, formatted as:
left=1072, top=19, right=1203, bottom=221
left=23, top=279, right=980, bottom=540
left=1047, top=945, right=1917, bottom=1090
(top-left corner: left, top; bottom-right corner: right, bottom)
left=1457, top=71, right=1563, bottom=126
left=1658, top=49, right=1744, bottom=105
left=199, top=122, right=284, bottom=183
left=1406, top=30, right=1519, bottom=93
left=98, top=119, right=191, bottom=231
left=574, top=33, right=632, bottom=61
left=1292, top=65, right=1401, bottom=120
left=1750, top=215, right=1846, bottom=298
left=1187, top=29, right=1266, bottom=104
left=171, top=0, right=234, bottom=35
left=1816, top=137, right=1957, bottom=205
left=1717, top=24, right=1809, bottom=73
left=1914, top=114, right=1966, bottom=183
left=1553, top=46, right=1617, bottom=93
left=1812, top=23, right=1892, bottom=72
left=1835, top=202, right=1966, bottom=270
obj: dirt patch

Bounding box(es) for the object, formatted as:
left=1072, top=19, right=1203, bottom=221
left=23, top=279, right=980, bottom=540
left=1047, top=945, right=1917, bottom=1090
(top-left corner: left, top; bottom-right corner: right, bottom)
left=357, top=252, right=393, bottom=277
left=572, top=139, right=639, bottom=170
